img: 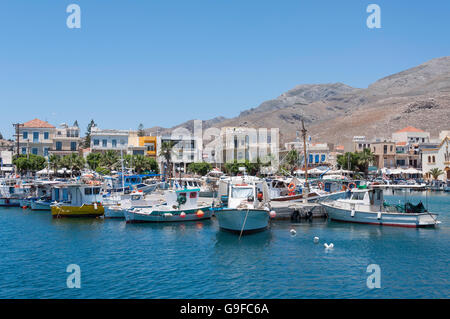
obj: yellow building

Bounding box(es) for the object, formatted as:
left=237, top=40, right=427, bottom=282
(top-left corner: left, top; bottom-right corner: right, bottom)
left=139, top=136, right=157, bottom=157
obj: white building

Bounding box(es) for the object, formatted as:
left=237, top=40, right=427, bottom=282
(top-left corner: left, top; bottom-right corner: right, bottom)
left=421, top=131, right=450, bottom=181
left=0, top=151, right=13, bottom=174
left=90, top=127, right=130, bottom=152
left=284, top=141, right=332, bottom=166
left=392, top=126, right=430, bottom=144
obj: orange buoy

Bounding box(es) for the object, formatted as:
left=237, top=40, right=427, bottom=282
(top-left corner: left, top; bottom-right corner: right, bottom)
left=196, top=210, right=204, bottom=218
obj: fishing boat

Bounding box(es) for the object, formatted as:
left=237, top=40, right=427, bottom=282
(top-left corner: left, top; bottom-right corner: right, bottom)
left=320, top=187, right=440, bottom=228
left=51, top=183, right=104, bottom=218
left=0, top=178, right=29, bottom=207
left=124, top=188, right=211, bottom=223
left=104, top=190, right=155, bottom=218
left=214, top=176, right=274, bottom=234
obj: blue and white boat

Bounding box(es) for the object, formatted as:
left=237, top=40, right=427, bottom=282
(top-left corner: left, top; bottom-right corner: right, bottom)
left=104, top=191, right=155, bottom=218
left=124, top=188, right=212, bottom=223
left=320, top=187, right=440, bottom=228
left=215, top=177, right=274, bottom=234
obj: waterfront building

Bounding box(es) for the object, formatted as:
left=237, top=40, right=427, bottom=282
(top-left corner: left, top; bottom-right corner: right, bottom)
left=138, top=136, right=157, bottom=158
left=90, top=126, right=130, bottom=153
left=0, top=151, right=13, bottom=174
left=421, top=131, right=450, bottom=181
left=17, top=119, right=55, bottom=157
left=352, top=136, right=371, bottom=153
left=392, top=126, right=430, bottom=144
left=284, top=140, right=332, bottom=167
left=371, top=140, right=396, bottom=168
left=51, top=123, right=82, bottom=156
left=0, top=139, right=13, bottom=152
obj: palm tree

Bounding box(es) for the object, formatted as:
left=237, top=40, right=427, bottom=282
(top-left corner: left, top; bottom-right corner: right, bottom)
left=429, top=168, right=444, bottom=180
left=159, top=141, right=175, bottom=179
left=284, top=149, right=300, bottom=174
left=100, top=150, right=119, bottom=171
left=61, top=154, right=85, bottom=177
left=48, top=154, right=61, bottom=174
left=357, top=148, right=376, bottom=177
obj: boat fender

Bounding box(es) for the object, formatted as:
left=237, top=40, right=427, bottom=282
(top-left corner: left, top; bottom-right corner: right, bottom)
left=164, top=213, right=173, bottom=218
left=269, top=210, right=276, bottom=218
left=314, top=237, right=319, bottom=243
left=351, top=210, right=355, bottom=217
left=94, top=203, right=98, bottom=210
left=196, top=210, right=204, bottom=218
left=377, top=212, right=382, bottom=220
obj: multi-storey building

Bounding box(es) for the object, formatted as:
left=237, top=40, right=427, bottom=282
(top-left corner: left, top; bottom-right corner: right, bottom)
left=422, top=131, right=450, bottom=181
left=90, top=127, right=130, bottom=153
left=17, top=119, right=55, bottom=157
left=371, top=140, right=396, bottom=168
left=51, top=123, right=82, bottom=156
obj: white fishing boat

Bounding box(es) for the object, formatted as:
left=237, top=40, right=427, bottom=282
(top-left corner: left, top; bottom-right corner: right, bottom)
left=215, top=176, right=274, bottom=234
left=104, top=190, right=155, bottom=218
left=320, top=187, right=440, bottom=228
left=124, top=188, right=212, bottom=223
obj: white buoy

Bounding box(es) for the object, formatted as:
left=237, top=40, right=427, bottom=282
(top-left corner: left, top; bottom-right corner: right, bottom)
left=314, top=236, right=319, bottom=243
left=324, top=243, right=329, bottom=249
left=329, top=243, right=334, bottom=248
left=290, top=229, right=297, bottom=235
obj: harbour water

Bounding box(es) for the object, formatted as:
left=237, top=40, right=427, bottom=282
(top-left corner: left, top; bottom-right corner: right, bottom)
left=1, top=191, right=449, bottom=299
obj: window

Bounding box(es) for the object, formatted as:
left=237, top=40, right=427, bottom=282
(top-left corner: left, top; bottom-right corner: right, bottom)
left=71, top=142, right=77, bottom=151
left=189, top=192, right=197, bottom=198
left=23, top=132, right=28, bottom=140
left=432, top=156, right=435, bottom=163
left=44, top=132, right=49, bottom=140
left=315, top=154, right=319, bottom=163
left=147, top=144, right=155, bottom=152
left=44, top=148, right=49, bottom=157
left=56, top=142, right=62, bottom=151
left=383, top=145, right=387, bottom=154
left=33, top=132, right=39, bottom=142
left=321, top=154, right=326, bottom=162
left=231, top=187, right=253, bottom=199
left=428, top=156, right=431, bottom=163
left=84, top=188, right=92, bottom=195
left=32, top=148, right=38, bottom=155
left=121, top=140, right=125, bottom=145
left=112, top=140, right=117, bottom=148
left=267, top=135, right=272, bottom=144
left=102, top=140, right=107, bottom=147
left=21, top=147, right=27, bottom=155
left=93, top=188, right=100, bottom=195
left=93, top=139, right=99, bottom=146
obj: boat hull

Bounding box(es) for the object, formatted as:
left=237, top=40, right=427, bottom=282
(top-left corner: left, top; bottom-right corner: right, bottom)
left=321, top=203, right=438, bottom=228
left=124, top=207, right=212, bottom=223
left=104, top=206, right=126, bottom=219
left=31, top=201, right=52, bottom=211
left=0, top=198, right=20, bottom=207
left=51, top=204, right=104, bottom=218
left=215, top=209, right=270, bottom=234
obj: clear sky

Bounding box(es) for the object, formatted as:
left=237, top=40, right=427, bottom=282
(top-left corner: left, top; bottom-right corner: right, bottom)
left=1, top=0, right=449, bottom=139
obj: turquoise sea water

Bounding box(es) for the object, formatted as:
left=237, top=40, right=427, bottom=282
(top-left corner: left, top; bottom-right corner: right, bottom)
left=0, top=191, right=449, bottom=299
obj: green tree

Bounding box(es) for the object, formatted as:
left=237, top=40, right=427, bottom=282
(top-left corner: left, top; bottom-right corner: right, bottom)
left=13, top=155, right=30, bottom=174
left=356, top=148, right=376, bottom=177
left=187, top=162, right=212, bottom=176
left=138, top=124, right=145, bottom=137
left=49, top=154, right=61, bottom=174
left=100, top=150, right=119, bottom=171
left=84, top=119, right=96, bottom=148
left=337, top=152, right=360, bottom=171
left=86, top=152, right=102, bottom=170
left=284, top=149, right=301, bottom=174
left=61, top=154, right=85, bottom=177
left=429, top=168, right=444, bottom=180
left=159, top=141, right=175, bottom=178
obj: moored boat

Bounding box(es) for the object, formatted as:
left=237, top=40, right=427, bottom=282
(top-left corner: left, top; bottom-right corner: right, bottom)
left=104, top=190, right=155, bottom=219
left=51, top=184, right=104, bottom=218
left=215, top=177, right=274, bottom=234
left=320, top=187, right=440, bottom=228
left=124, top=188, right=211, bottom=223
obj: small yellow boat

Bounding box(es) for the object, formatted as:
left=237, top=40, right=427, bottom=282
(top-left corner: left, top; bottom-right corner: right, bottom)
left=51, top=184, right=104, bottom=218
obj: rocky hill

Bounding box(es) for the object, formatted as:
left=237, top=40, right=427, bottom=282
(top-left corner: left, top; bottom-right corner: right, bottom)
left=148, top=56, right=450, bottom=146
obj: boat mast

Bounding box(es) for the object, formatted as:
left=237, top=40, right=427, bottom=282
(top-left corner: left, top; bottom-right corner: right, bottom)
left=301, top=119, right=309, bottom=203
left=120, top=149, right=125, bottom=195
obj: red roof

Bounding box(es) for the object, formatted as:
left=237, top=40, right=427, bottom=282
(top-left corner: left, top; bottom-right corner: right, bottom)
left=335, top=145, right=345, bottom=151
left=396, top=142, right=407, bottom=146
left=22, top=118, right=55, bottom=128
left=395, top=126, right=424, bottom=133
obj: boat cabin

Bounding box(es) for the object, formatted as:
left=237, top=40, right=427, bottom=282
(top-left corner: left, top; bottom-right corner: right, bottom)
left=165, top=188, right=201, bottom=210
left=55, top=184, right=103, bottom=206
left=348, top=188, right=384, bottom=206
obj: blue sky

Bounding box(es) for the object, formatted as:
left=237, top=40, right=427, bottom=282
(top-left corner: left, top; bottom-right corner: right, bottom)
left=1, top=0, right=449, bottom=139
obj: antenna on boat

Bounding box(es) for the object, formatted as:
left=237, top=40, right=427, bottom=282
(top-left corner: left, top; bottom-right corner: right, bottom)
left=301, top=119, right=309, bottom=203
left=120, top=149, right=125, bottom=195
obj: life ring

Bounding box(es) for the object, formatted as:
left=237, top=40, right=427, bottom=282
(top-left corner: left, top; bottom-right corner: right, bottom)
left=287, top=183, right=296, bottom=196
left=342, top=185, right=347, bottom=191
left=348, top=182, right=357, bottom=190
left=318, top=181, right=324, bottom=190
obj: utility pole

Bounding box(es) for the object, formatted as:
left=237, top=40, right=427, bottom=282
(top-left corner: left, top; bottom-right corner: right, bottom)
left=12, top=123, right=23, bottom=156
left=301, top=120, right=309, bottom=203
